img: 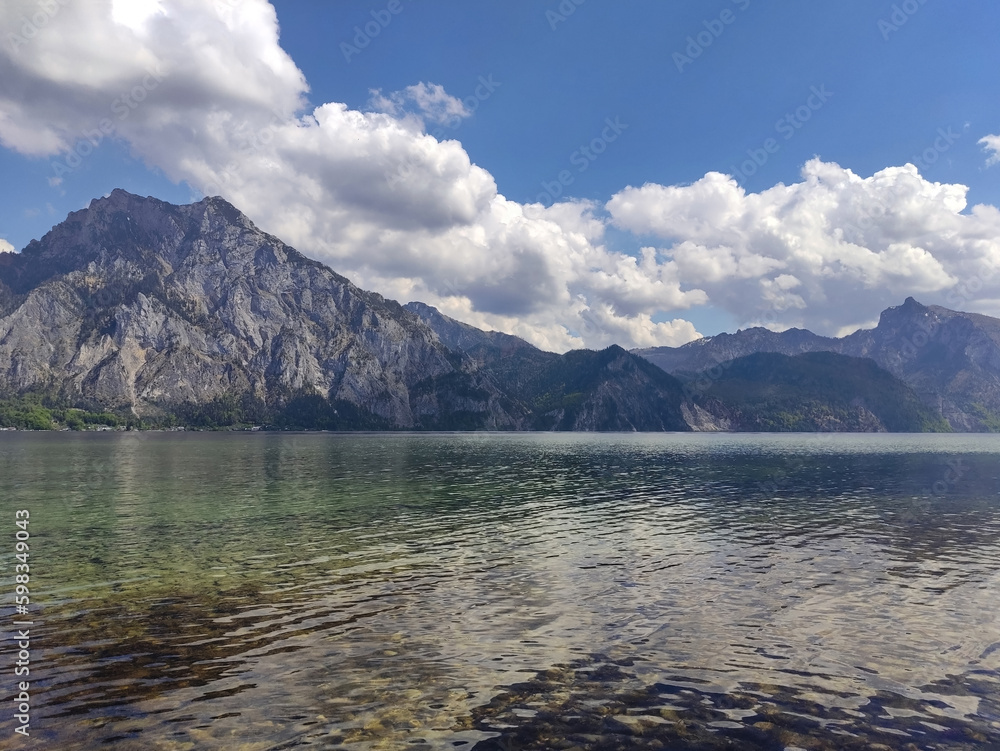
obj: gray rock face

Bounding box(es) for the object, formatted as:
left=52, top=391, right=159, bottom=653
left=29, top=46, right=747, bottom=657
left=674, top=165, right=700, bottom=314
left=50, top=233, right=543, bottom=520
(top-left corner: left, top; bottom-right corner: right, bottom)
left=636, top=297, right=1000, bottom=431
left=0, top=190, right=518, bottom=428
left=7, top=190, right=986, bottom=432
left=403, top=301, right=538, bottom=359
left=842, top=299, right=1000, bottom=430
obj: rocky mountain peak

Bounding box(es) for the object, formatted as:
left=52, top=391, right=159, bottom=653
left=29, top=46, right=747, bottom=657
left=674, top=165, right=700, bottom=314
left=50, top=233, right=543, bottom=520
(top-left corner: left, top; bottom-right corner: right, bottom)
left=5, top=189, right=1000, bottom=433
left=636, top=296, right=1000, bottom=431
left=0, top=190, right=526, bottom=428
left=876, top=295, right=931, bottom=326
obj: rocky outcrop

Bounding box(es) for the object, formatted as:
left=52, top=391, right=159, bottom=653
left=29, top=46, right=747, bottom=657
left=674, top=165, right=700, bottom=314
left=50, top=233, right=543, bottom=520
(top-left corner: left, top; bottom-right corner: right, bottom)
left=0, top=190, right=521, bottom=428
left=4, top=190, right=993, bottom=432
left=681, top=401, right=736, bottom=432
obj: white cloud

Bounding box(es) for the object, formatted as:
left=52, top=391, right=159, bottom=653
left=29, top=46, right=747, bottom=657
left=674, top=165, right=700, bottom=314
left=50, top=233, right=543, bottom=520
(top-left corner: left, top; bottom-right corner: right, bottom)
left=0, top=0, right=704, bottom=351
left=0, top=0, right=306, bottom=155
left=608, top=160, right=1000, bottom=333
left=2, top=0, right=998, bottom=350
left=981, top=134, right=1000, bottom=167
left=0, top=238, right=15, bottom=253
left=369, top=82, right=471, bottom=127
left=111, top=0, right=166, bottom=33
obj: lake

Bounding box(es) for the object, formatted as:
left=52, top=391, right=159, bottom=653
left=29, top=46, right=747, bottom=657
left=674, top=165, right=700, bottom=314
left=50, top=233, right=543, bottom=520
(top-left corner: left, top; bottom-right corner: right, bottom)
left=1, top=432, right=999, bottom=750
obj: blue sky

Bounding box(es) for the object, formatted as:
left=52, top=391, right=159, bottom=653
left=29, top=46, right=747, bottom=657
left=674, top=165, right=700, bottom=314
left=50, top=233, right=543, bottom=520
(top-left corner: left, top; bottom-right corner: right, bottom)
left=1, top=0, right=998, bottom=349
left=276, top=0, right=997, bottom=206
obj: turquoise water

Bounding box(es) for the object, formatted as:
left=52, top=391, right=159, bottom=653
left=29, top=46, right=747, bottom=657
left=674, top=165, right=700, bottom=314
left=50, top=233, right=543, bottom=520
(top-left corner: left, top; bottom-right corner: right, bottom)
left=1, top=432, right=999, bottom=749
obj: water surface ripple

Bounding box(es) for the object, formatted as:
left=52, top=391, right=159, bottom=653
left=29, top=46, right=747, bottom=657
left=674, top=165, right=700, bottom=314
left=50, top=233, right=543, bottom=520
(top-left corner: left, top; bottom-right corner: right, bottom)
left=1, top=432, right=999, bottom=749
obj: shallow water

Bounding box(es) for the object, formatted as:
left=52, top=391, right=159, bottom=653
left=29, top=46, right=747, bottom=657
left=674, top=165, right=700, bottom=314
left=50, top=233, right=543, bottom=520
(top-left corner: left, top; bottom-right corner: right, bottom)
left=1, top=431, right=999, bottom=749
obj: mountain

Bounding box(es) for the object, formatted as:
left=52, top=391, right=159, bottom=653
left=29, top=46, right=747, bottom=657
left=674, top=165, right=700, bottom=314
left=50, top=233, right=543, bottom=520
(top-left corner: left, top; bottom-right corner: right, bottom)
left=680, top=351, right=950, bottom=432
left=403, top=301, right=542, bottom=362
left=843, top=299, right=1000, bottom=430
left=0, top=190, right=689, bottom=432
left=0, top=190, right=522, bottom=430
left=636, top=298, right=1000, bottom=431
left=636, top=327, right=839, bottom=376
left=3, top=190, right=994, bottom=433
left=404, top=303, right=690, bottom=431
left=517, top=345, right=691, bottom=431
left=404, top=300, right=557, bottom=395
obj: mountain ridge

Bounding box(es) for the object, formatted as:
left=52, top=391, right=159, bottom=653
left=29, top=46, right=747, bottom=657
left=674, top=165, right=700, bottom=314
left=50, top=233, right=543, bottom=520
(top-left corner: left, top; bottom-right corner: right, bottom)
left=1, top=190, right=994, bottom=432
left=679, top=350, right=949, bottom=433
left=635, top=296, right=1000, bottom=431
left=0, top=189, right=521, bottom=429
left=403, top=303, right=691, bottom=431
left=0, top=191, right=690, bottom=431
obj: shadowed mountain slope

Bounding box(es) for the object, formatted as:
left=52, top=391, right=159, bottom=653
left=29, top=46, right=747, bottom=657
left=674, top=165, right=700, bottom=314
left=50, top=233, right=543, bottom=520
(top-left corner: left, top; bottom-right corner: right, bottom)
left=636, top=298, right=1000, bottom=431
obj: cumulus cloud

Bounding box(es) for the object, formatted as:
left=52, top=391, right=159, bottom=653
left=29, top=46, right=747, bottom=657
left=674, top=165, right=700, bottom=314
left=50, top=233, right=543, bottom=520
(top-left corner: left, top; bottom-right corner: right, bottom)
left=0, top=0, right=706, bottom=351
left=2, top=0, right=998, bottom=349
left=607, top=160, right=1000, bottom=333
left=0, top=238, right=15, bottom=253
left=981, top=134, right=1000, bottom=167
left=0, top=0, right=305, bottom=155
left=369, top=82, right=471, bottom=127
